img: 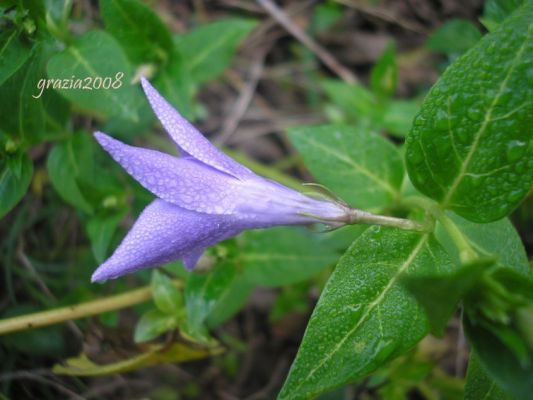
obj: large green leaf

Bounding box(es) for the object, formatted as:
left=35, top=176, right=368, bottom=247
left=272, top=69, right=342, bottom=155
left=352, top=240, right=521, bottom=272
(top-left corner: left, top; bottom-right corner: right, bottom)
left=0, top=152, right=33, bottom=219
left=465, top=352, right=511, bottom=400
left=175, top=18, right=257, bottom=84
left=435, top=212, right=529, bottom=274
left=47, top=30, right=138, bottom=122
left=86, top=210, right=127, bottom=263
left=288, top=124, right=403, bottom=209
left=0, top=42, right=69, bottom=144
left=0, top=28, right=32, bottom=86
left=100, top=0, right=173, bottom=64
left=406, top=3, right=533, bottom=222
left=241, top=227, right=339, bottom=287
left=46, top=133, right=94, bottom=213
left=278, top=228, right=453, bottom=399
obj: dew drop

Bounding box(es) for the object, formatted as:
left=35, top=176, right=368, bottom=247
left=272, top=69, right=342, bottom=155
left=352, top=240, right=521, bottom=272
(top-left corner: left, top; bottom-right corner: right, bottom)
left=506, top=140, right=528, bottom=163
left=507, top=189, right=525, bottom=203
left=467, top=108, right=483, bottom=121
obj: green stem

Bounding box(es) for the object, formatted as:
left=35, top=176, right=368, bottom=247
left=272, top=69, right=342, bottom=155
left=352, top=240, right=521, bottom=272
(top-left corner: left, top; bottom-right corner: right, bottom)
left=0, top=280, right=182, bottom=336
left=349, top=209, right=430, bottom=232
left=438, top=214, right=477, bottom=263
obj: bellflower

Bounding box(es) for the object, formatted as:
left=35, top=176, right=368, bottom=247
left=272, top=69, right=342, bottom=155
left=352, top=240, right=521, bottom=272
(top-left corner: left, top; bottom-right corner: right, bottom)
left=91, top=78, right=350, bottom=282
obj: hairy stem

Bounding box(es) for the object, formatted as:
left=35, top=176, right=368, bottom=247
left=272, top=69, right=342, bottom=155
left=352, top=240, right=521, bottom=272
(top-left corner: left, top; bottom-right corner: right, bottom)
left=0, top=280, right=182, bottom=336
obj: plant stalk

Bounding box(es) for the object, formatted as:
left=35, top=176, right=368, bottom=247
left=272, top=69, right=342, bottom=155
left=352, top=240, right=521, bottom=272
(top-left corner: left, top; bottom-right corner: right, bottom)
left=349, top=209, right=430, bottom=232
left=0, top=280, right=182, bottom=336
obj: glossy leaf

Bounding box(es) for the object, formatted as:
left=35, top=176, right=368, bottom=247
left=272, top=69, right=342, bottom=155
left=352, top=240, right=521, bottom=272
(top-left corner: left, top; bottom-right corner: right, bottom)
left=53, top=342, right=223, bottom=376
left=0, top=152, right=33, bottom=219
left=100, top=0, right=173, bottom=64
left=481, top=0, right=525, bottom=31
left=134, top=308, right=176, bottom=343
left=435, top=212, right=529, bottom=274
left=175, top=18, right=257, bottom=84
left=241, top=227, right=339, bottom=287
left=402, top=258, right=494, bottom=336
left=406, top=3, right=533, bottom=222
left=370, top=42, right=397, bottom=99
left=278, top=228, right=453, bottom=399
left=0, top=28, right=32, bottom=86
left=46, top=133, right=94, bottom=213
left=47, top=30, right=139, bottom=122
left=288, top=124, right=403, bottom=209
left=151, top=270, right=183, bottom=315
left=465, top=352, right=511, bottom=400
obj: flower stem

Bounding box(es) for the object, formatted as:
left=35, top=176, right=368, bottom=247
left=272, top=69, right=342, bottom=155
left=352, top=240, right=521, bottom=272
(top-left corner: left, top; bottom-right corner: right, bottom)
left=349, top=209, right=430, bottom=232
left=0, top=280, right=182, bottom=336
left=438, top=214, right=477, bottom=263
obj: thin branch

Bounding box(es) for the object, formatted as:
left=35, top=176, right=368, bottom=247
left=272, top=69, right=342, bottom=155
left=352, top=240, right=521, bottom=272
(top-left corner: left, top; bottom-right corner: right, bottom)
left=256, top=0, right=359, bottom=84
left=0, top=280, right=182, bottom=336
left=215, top=46, right=271, bottom=145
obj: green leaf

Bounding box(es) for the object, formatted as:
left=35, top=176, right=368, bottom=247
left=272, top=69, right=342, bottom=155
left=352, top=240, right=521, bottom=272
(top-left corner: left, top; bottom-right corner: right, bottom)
left=46, top=133, right=94, bottom=213
left=53, top=342, right=222, bottom=376
left=402, top=258, right=494, bottom=336
left=465, top=352, right=512, bottom=400
left=151, top=270, right=183, bottom=315
left=134, top=308, right=177, bottom=343
left=47, top=30, right=139, bottom=122
left=381, top=100, right=419, bottom=138
left=405, top=3, right=533, bottom=222
left=154, top=50, right=195, bottom=120
left=0, top=151, right=32, bottom=219
left=176, top=18, right=257, bottom=84
left=86, top=211, right=126, bottom=263
left=435, top=212, right=529, bottom=274
left=241, top=227, right=338, bottom=287
left=481, top=0, right=525, bottom=31
left=278, top=228, right=453, bottom=399
left=288, top=124, right=403, bottom=209
left=370, top=42, right=397, bottom=100
left=100, top=0, right=173, bottom=64
left=185, top=262, right=237, bottom=332
left=0, top=38, right=72, bottom=145
left=321, top=80, right=378, bottom=126
left=426, top=19, right=482, bottom=55
left=0, top=28, right=32, bottom=86
left=206, top=274, right=252, bottom=327
left=464, top=312, right=533, bottom=400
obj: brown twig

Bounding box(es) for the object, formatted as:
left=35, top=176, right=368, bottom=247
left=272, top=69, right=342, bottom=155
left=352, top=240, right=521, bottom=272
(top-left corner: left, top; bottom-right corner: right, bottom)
left=215, top=46, right=271, bottom=145
left=0, top=370, right=85, bottom=400
left=334, top=0, right=427, bottom=34
left=256, top=0, right=359, bottom=84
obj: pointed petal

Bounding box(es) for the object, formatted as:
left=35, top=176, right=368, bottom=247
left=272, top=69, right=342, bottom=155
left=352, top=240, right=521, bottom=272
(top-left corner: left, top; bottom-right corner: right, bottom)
left=182, top=249, right=205, bottom=271
left=140, top=77, right=252, bottom=179
left=91, top=200, right=242, bottom=282
left=95, top=131, right=243, bottom=214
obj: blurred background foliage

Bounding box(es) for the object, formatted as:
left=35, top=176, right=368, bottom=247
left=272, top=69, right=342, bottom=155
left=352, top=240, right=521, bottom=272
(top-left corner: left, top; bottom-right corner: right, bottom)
left=0, top=0, right=530, bottom=399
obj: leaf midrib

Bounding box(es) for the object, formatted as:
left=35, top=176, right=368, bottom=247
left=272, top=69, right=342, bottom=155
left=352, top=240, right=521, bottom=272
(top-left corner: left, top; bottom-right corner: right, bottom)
left=288, top=233, right=429, bottom=397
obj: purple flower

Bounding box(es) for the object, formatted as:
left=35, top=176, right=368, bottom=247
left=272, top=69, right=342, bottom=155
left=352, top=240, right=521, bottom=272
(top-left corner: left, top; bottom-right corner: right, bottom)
left=91, top=78, right=349, bottom=282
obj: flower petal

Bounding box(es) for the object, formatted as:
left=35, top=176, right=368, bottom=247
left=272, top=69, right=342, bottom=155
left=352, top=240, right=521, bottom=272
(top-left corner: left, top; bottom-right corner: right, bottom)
left=91, top=200, right=242, bottom=282
left=140, top=78, right=253, bottom=179
left=95, top=131, right=244, bottom=214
